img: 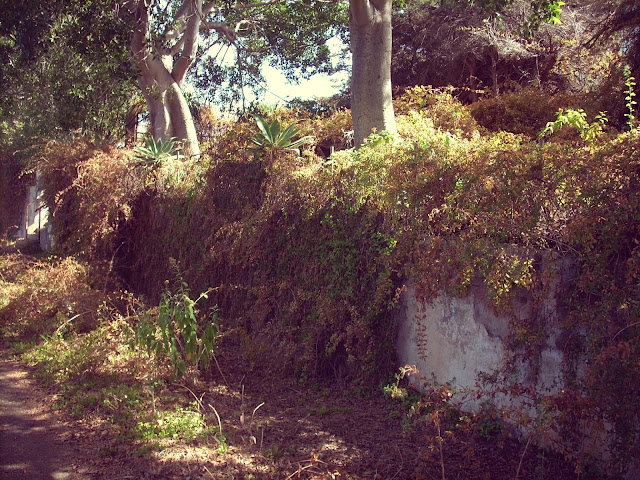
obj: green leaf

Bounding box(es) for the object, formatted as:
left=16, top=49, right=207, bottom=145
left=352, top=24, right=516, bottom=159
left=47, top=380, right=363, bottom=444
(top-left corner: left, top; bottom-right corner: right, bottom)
left=279, top=121, right=301, bottom=144
left=269, top=118, right=282, bottom=141
left=255, top=117, right=273, bottom=143
left=288, top=135, right=314, bottom=149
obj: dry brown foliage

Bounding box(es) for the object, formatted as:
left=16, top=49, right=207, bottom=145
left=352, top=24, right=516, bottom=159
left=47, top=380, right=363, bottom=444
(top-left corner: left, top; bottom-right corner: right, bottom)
left=37, top=139, right=144, bottom=258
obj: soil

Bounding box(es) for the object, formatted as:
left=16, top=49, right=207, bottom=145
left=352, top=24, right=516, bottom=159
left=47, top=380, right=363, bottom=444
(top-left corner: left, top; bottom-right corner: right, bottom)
left=0, top=343, right=428, bottom=480
left=0, top=350, right=98, bottom=479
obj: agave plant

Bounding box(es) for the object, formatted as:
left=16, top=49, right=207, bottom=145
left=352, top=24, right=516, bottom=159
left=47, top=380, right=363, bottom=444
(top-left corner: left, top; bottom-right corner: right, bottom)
left=250, top=117, right=313, bottom=154
left=134, top=137, right=182, bottom=165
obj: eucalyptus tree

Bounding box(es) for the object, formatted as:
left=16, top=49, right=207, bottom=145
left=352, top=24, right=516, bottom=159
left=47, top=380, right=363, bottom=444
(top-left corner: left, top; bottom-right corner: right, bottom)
left=122, top=0, right=347, bottom=156
left=347, top=0, right=568, bottom=147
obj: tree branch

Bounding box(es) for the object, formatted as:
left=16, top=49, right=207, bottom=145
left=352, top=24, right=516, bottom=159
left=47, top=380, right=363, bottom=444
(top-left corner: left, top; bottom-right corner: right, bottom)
left=164, top=1, right=193, bottom=43
left=350, top=0, right=373, bottom=27
left=169, top=35, right=187, bottom=56
left=172, top=0, right=203, bottom=85
left=130, top=1, right=151, bottom=68
left=232, top=0, right=282, bottom=10
left=203, top=1, right=217, bottom=16
left=201, top=21, right=238, bottom=43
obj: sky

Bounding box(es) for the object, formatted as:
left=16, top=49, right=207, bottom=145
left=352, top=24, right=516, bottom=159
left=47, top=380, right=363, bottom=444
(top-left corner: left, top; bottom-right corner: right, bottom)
left=249, top=36, right=350, bottom=106
left=258, top=64, right=349, bottom=104
left=190, top=37, right=350, bottom=117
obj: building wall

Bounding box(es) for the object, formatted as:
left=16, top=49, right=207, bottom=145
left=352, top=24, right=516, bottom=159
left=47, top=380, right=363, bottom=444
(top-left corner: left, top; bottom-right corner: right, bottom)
left=17, top=171, right=53, bottom=251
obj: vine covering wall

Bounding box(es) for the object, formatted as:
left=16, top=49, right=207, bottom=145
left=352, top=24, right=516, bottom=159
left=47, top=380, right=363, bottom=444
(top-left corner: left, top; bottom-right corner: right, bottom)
left=37, top=88, right=640, bottom=476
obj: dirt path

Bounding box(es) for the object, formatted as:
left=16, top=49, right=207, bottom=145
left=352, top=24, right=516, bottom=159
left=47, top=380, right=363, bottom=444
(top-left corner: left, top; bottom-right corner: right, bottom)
left=0, top=350, right=102, bottom=480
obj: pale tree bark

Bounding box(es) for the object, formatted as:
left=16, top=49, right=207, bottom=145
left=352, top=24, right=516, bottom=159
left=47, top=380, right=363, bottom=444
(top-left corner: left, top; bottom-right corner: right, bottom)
left=349, top=0, right=397, bottom=148
left=129, top=0, right=212, bottom=157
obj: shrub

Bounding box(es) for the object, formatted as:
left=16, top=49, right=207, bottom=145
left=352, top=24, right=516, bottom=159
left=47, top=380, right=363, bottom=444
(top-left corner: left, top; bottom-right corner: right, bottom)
left=36, top=97, right=640, bottom=475
left=469, top=86, right=574, bottom=137
left=38, top=139, right=144, bottom=257
left=394, top=86, right=480, bottom=137
left=132, top=263, right=219, bottom=380
left=0, top=254, right=113, bottom=341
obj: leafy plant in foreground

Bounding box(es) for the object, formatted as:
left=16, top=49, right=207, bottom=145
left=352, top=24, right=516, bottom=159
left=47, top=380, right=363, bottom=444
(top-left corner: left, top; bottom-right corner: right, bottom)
left=250, top=116, right=313, bottom=154
left=624, top=65, right=637, bottom=129
left=133, top=274, right=218, bottom=379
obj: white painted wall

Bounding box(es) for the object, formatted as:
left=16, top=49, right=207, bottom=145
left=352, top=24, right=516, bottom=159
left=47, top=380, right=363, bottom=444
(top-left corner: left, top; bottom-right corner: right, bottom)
left=395, top=278, right=565, bottom=405
left=17, top=171, right=53, bottom=251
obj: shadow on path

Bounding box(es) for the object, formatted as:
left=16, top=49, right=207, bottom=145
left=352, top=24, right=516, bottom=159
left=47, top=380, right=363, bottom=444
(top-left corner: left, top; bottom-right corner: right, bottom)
left=0, top=352, right=91, bottom=480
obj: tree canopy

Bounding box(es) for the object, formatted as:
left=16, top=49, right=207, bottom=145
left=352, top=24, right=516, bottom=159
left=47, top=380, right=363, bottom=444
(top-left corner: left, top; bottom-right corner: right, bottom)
left=1, top=0, right=638, bottom=151
left=0, top=0, right=348, bottom=153
left=0, top=0, right=137, bottom=148
left=125, top=0, right=349, bottom=154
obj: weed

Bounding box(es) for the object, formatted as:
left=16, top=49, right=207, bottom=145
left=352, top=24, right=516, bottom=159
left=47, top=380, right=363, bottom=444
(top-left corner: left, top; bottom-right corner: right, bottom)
left=98, top=446, right=119, bottom=458
left=265, top=443, right=283, bottom=459
left=539, top=108, right=608, bottom=142
left=307, top=405, right=354, bottom=416
left=132, top=263, right=219, bottom=380
left=135, top=401, right=211, bottom=441
left=134, top=442, right=162, bottom=457
left=623, top=65, right=637, bottom=129
left=474, top=402, right=505, bottom=440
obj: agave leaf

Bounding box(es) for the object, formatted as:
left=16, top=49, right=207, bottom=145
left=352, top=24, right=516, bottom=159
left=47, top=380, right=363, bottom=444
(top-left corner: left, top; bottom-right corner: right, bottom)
left=287, top=135, right=314, bottom=150
left=279, top=121, right=301, bottom=144
left=134, top=137, right=179, bottom=163
left=160, top=138, right=177, bottom=154
left=255, top=117, right=273, bottom=143
left=133, top=146, right=151, bottom=156
left=269, top=118, right=281, bottom=142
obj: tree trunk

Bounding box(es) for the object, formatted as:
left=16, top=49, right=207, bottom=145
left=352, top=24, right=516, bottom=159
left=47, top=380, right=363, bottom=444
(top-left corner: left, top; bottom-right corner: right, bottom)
left=130, top=0, right=201, bottom=157
left=350, top=0, right=397, bottom=148
left=138, top=77, right=200, bottom=156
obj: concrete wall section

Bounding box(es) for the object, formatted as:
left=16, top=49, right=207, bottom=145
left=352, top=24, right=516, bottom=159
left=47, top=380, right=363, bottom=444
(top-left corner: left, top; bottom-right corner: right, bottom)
left=395, top=279, right=565, bottom=402
left=396, top=285, right=506, bottom=392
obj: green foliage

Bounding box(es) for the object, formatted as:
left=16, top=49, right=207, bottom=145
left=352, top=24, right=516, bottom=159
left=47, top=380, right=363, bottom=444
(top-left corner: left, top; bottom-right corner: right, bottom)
left=135, top=401, right=214, bottom=441
left=479, top=0, right=565, bottom=31
left=544, top=1, right=565, bottom=25
left=250, top=117, right=313, bottom=154
left=382, top=365, right=422, bottom=410
left=623, top=65, right=637, bottom=129
left=0, top=148, right=28, bottom=238
left=527, top=0, right=565, bottom=30
left=0, top=0, right=136, bottom=146
left=187, top=0, right=348, bottom=108
left=540, top=108, right=608, bottom=142
left=133, top=137, right=182, bottom=165
left=133, top=269, right=219, bottom=380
